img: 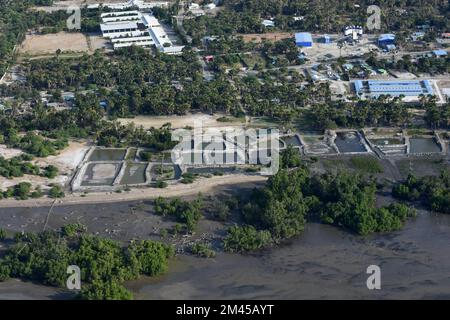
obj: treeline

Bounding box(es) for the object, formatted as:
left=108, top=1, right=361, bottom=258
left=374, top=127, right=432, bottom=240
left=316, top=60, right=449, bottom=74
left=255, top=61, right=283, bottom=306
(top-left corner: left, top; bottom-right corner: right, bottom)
left=393, top=170, right=450, bottom=214
left=0, top=226, right=174, bottom=300
left=0, top=116, right=69, bottom=157
left=224, top=168, right=415, bottom=252
left=306, top=98, right=413, bottom=129
left=19, top=47, right=315, bottom=118
left=367, top=54, right=450, bottom=75
left=0, top=182, right=64, bottom=200
left=0, top=94, right=177, bottom=151
left=16, top=50, right=449, bottom=130
left=14, top=46, right=448, bottom=128
left=0, top=0, right=74, bottom=75
left=21, top=47, right=243, bottom=116
left=0, top=182, right=43, bottom=200
left=183, top=0, right=449, bottom=40
left=1, top=131, right=68, bottom=157
left=424, top=100, right=450, bottom=129
left=0, top=155, right=58, bottom=179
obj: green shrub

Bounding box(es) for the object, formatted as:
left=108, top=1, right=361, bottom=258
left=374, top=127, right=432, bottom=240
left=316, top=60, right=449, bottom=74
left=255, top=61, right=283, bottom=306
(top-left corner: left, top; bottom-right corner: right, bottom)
left=191, top=242, right=216, bottom=258
left=223, top=225, right=273, bottom=253
left=61, top=223, right=87, bottom=237
left=49, top=185, right=65, bottom=198
left=155, top=181, right=168, bottom=188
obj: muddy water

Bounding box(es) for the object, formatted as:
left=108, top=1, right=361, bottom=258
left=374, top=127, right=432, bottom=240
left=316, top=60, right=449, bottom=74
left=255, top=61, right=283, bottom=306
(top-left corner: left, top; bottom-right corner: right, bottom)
left=88, top=148, right=126, bottom=162
left=409, top=138, right=441, bottom=154
left=128, top=211, right=450, bottom=300
left=282, top=135, right=302, bottom=148
left=120, top=163, right=148, bottom=185
left=335, top=132, right=367, bottom=153
left=0, top=205, right=449, bottom=300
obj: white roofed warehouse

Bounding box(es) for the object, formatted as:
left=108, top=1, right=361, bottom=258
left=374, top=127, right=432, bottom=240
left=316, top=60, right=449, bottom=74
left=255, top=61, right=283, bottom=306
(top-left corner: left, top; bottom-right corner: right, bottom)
left=99, top=10, right=184, bottom=54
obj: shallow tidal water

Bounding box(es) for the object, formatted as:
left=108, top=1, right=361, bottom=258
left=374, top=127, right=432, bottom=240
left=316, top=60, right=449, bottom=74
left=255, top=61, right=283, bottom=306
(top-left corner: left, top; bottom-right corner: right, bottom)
left=0, top=208, right=449, bottom=300
left=128, top=210, right=450, bottom=300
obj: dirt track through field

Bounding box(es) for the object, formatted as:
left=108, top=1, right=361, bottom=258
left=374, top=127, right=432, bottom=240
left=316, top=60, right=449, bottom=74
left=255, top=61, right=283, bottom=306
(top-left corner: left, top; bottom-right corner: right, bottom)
left=0, top=174, right=268, bottom=208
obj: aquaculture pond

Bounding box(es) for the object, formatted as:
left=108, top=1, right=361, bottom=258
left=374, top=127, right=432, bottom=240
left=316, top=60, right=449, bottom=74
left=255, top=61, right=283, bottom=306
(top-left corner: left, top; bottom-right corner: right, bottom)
left=81, top=163, right=121, bottom=186
left=409, top=138, right=441, bottom=154
left=282, top=135, right=302, bottom=148
left=301, top=133, right=336, bottom=155
left=119, top=163, right=148, bottom=185
left=335, top=132, right=367, bottom=153
left=88, top=148, right=127, bottom=162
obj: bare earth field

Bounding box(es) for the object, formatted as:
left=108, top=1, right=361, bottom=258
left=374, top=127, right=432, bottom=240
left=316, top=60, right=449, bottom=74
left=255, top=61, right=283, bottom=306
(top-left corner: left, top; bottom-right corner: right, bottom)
left=33, top=0, right=176, bottom=12
left=240, top=32, right=295, bottom=43
left=0, top=144, right=23, bottom=159
left=88, top=35, right=110, bottom=51
left=18, top=32, right=90, bottom=55
left=33, top=0, right=130, bottom=11
left=118, top=113, right=246, bottom=130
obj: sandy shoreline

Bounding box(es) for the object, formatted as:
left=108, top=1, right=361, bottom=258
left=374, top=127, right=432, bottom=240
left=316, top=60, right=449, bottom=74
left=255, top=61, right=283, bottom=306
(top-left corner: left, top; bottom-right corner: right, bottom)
left=0, top=174, right=268, bottom=208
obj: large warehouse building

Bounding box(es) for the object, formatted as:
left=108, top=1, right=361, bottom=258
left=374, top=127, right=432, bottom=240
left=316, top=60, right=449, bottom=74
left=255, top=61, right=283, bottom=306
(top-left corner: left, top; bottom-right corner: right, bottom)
left=295, top=32, right=313, bottom=47
left=100, top=11, right=184, bottom=54
left=354, top=80, right=435, bottom=100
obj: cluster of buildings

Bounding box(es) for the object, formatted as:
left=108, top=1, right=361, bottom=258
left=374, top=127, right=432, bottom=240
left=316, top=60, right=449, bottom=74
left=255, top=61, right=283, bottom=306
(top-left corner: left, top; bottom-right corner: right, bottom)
left=100, top=10, right=184, bottom=54
left=88, top=0, right=168, bottom=10
left=344, top=26, right=364, bottom=41
left=188, top=2, right=217, bottom=17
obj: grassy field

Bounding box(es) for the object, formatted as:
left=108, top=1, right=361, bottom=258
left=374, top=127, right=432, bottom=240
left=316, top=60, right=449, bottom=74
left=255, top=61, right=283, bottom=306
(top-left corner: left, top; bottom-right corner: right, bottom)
left=350, top=156, right=384, bottom=174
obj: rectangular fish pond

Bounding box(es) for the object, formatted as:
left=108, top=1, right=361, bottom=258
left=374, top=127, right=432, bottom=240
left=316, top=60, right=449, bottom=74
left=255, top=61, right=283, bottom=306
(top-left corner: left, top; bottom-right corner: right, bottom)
left=335, top=132, right=368, bottom=153
left=301, top=133, right=336, bottom=155
left=409, top=138, right=441, bottom=154
left=88, top=148, right=127, bottom=162
left=81, top=163, right=122, bottom=187
left=281, top=135, right=302, bottom=148
left=119, top=163, right=148, bottom=185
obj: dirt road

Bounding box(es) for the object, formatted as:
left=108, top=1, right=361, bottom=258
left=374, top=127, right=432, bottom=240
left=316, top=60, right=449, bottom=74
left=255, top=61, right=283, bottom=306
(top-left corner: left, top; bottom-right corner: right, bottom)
left=0, top=174, right=268, bottom=208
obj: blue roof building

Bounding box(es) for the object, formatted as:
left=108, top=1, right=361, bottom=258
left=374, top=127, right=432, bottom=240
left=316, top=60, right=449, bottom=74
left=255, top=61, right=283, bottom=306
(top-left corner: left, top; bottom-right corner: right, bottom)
left=354, top=80, right=434, bottom=99
left=295, top=32, right=313, bottom=47
left=432, top=49, right=448, bottom=57
left=378, top=34, right=396, bottom=47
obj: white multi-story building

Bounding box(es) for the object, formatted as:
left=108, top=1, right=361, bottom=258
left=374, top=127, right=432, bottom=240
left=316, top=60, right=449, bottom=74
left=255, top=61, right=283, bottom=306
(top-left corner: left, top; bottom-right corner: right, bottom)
left=89, top=0, right=169, bottom=10
left=100, top=21, right=140, bottom=38
left=100, top=11, right=184, bottom=54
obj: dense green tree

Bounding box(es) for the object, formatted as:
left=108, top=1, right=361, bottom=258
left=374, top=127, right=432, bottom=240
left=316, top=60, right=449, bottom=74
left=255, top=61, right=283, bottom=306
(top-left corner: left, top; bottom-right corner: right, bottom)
left=223, top=225, right=273, bottom=253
